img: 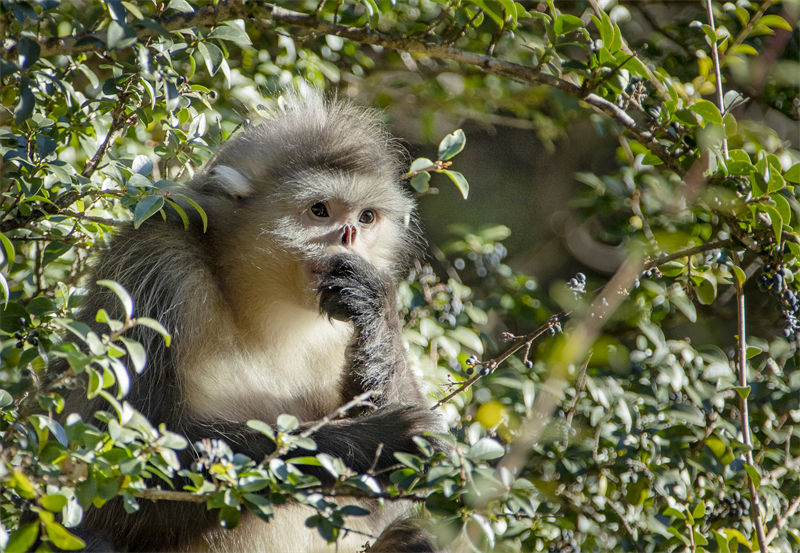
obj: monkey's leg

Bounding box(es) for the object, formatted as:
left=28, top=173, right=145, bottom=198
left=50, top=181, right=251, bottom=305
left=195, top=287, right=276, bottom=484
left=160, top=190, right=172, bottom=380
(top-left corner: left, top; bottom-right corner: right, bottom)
left=368, top=518, right=438, bottom=553
left=180, top=403, right=439, bottom=480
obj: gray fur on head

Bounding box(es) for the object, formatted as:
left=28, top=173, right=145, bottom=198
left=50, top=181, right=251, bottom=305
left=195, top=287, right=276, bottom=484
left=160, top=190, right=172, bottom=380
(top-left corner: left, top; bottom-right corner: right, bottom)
left=188, top=89, right=421, bottom=273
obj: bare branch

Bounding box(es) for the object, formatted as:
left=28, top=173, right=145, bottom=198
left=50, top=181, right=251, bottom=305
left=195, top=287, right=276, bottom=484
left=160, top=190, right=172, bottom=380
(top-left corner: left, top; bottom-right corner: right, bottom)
left=704, top=0, right=728, bottom=157
left=430, top=313, right=569, bottom=410
left=732, top=251, right=769, bottom=552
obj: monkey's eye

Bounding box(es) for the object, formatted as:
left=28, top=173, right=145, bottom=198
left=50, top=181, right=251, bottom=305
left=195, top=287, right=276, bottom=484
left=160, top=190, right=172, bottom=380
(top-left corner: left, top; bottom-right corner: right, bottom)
left=310, top=202, right=329, bottom=217
left=359, top=209, right=375, bottom=224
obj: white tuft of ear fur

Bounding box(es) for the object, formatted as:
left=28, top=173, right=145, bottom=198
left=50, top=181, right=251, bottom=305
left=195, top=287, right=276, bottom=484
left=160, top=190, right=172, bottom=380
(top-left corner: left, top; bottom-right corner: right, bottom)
left=211, top=165, right=253, bottom=197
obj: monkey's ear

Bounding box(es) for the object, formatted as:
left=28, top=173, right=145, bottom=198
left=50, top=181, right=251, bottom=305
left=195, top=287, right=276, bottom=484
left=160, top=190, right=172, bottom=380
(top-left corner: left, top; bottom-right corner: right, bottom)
left=209, top=165, right=254, bottom=198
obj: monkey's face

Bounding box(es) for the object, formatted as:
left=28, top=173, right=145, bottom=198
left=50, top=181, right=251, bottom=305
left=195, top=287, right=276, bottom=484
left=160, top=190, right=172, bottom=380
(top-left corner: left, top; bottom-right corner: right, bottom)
left=299, top=197, right=384, bottom=283
left=275, top=173, right=415, bottom=294
left=207, top=167, right=415, bottom=309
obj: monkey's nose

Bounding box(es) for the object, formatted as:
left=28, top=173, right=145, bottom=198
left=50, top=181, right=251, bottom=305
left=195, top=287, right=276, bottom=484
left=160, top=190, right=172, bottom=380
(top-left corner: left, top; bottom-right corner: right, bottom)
left=340, top=224, right=357, bottom=246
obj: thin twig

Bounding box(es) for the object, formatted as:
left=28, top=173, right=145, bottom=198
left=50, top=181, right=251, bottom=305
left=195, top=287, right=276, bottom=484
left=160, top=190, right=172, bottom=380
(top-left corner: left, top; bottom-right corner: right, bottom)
left=430, top=313, right=569, bottom=410
left=732, top=252, right=769, bottom=553
left=264, top=391, right=377, bottom=461
left=703, top=0, right=728, bottom=157
left=498, top=254, right=644, bottom=475
left=644, top=239, right=730, bottom=269
left=726, top=0, right=779, bottom=53
left=765, top=493, right=800, bottom=544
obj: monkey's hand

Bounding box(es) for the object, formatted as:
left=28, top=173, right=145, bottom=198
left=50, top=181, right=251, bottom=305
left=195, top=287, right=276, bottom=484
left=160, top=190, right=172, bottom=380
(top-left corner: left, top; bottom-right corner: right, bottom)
left=317, top=253, right=423, bottom=406
left=317, top=253, right=393, bottom=327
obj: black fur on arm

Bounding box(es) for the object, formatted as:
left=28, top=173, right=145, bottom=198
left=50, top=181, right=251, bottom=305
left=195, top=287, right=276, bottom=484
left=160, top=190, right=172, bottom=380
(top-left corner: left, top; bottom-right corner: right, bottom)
left=180, top=403, right=437, bottom=482
left=317, top=253, right=426, bottom=407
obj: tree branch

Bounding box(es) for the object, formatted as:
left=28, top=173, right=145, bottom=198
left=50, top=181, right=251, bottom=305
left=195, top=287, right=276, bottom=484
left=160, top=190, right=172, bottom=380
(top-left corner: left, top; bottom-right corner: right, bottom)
left=430, top=312, right=569, bottom=410
left=732, top=252, right=769, bottom=553
left=3, top=2, right=683, bottom=174
left=704, top=0, right=728, bottom=157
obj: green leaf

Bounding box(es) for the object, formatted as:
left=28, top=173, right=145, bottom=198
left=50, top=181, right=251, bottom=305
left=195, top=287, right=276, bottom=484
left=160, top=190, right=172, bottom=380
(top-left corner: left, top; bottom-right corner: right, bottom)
left=30, top=414, right=68, bottom=446
left=469, top=0, right=503, bottom=26
left=132, top=155, right=153, bottom=175
left=497, top=0, right=518, bottom=26
left=467, top=437, right=505, bottom=460
left=731, top=264, right=746, bottom=286
left=18, top=37, right=41, bottom=69
left=166, top=199, right=189, bottom=230
left=14, top=80, right=35, bottom=123
left=5, top=522, right=39, bottom=553
left=133, top=195, right=164, bottom=229
left=553, top=14, right=584, bottom=35
left=243, top=493, right=274, bottom=520
left=97, top=280, right=134, bottom=319
left=442, top=170, right=469, bottom=199
left=208, top=24, right=252, bottom=46
left=437, top=129, right=466, bottom=161
left=663, top=507, right=685, bottom=520
left=784, top=163, right=800, bottom=184
left=744, top=463, right=761, bottom=488
left=409, top=157, right=434, bottom=172
left=690, top=99, right=723, bottom=127
left=106, top=21, right=136, bottom=50
left=694, top=275, right=717, bottom=305
left=760, top=203, right=783, bottom=243
left=0, top=388, right=12, bottom=407
left=277, top=413, right=299, bottom=432
left=759, top=14, right=792, bottom=31
left=197, top=41, right=224, bottom=76
left=121, top=1, right=144, bottom=19
left=692, top=501, right=706, bottom=519
left=360, top=0, right=379, bottom=18
left=773, top=194, right=792, bottom=225
left=41, top=493, right=68, bottom=512
left=409, top=172, right=431, bottom=193
left=44, top=519, right=86, bottom=550
left=745, top=346, right=762, bottom=359
left=0, top=273, right=8, bottom=308
left=339, top=504, right=371, bottom=516
left=120, top=337, right=147, bottom=373
left=733, top=385, right=751, bottom=400
left=0, top=231, right=14, bottom=267
left=247, top=419, right=275, bottom=440
left=173, top=193, right=207, bottom=232
left=168, top=0, right=194, bottom=13
left=446, top=327, right=484, bottom=353
left=135, top=317, right=171, bottom=346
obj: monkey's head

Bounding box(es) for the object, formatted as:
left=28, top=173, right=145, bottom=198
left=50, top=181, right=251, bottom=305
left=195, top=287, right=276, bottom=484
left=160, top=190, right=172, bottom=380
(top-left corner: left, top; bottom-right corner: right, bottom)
left=188, top=92, right=420, bottom=303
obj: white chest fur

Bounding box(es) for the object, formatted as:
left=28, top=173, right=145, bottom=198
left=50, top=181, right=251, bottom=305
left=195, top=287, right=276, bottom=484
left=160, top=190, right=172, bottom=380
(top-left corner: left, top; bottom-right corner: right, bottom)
left=183, top=301, right=352, bottom=423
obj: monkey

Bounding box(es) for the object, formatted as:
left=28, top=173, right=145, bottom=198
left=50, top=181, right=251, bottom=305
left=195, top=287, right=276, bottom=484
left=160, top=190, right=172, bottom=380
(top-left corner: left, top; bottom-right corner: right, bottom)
left=61, top=91, right=442, bottom=552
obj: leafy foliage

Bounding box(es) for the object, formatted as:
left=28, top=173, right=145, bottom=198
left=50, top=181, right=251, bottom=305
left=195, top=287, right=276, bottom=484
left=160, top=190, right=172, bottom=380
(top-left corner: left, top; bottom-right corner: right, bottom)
left=1, top=0, right=799, bottom=551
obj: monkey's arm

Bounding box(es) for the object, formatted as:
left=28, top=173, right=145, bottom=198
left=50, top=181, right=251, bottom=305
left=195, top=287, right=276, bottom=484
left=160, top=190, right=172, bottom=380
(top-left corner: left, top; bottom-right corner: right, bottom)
left=179, top=405, right=437, bottom=480
left=317, top=254, right=426, bottom=406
